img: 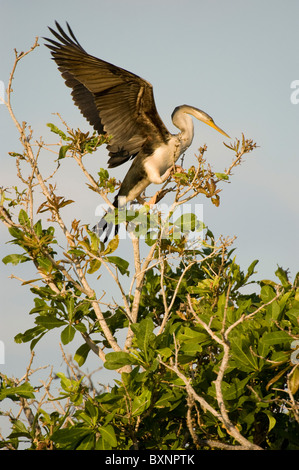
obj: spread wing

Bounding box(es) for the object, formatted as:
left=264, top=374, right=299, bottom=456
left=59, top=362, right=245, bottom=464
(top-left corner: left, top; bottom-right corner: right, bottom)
left=44, top=22, right=170, bottom=167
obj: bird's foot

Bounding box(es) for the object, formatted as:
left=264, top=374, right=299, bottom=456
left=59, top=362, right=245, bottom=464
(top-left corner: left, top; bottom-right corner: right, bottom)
left=171, top=164, right=184, bottom=174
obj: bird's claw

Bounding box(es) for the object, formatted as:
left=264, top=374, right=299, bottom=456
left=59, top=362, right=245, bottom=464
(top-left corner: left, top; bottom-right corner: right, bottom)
left=172, top=165, right=184, bottom=174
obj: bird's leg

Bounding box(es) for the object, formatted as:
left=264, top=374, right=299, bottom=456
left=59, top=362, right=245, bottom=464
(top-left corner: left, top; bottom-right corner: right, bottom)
left=159, top=166, right=172, bottom=182
left=148, top=166, right=181, bottom=205
left=156, top=164, right=184, bottom=186
left=164, top=164, right=184, bottom=179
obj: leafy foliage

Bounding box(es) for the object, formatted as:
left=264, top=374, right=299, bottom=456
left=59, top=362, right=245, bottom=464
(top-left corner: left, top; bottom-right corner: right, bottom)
left=1, top=225, right=299, bottom=449
left=0, top=42, right=298, bottom=450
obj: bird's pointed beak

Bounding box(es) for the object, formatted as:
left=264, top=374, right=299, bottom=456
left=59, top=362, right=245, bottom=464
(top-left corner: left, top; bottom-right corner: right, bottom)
left=208, top=121, right=230, bottom=139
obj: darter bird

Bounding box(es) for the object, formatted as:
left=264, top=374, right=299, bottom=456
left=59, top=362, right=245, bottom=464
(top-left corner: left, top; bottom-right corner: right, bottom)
left=45, top=22, right=230, bottom=241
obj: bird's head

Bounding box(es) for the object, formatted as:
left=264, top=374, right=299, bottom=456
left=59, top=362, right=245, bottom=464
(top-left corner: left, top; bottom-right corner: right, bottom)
left=194, top=109, right=230, bottom=138
left=172, top=105, right=230, bottom=139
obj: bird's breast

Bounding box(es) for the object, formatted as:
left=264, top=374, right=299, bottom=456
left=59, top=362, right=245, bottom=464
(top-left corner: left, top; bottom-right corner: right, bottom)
left=144, top=138, right=181, bottom=178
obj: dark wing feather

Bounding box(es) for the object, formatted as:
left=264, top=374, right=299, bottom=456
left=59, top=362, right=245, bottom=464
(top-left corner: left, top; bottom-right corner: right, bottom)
left=44, top=22, right=170, bottom=167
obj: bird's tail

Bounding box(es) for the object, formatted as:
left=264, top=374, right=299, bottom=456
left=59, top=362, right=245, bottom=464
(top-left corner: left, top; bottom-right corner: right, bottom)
left=92, top=196, right=123, bottom=243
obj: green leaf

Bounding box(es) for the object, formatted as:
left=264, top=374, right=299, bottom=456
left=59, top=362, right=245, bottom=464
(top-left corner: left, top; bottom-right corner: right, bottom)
left=215, top=172, right=229, bottom=180
left=68, top=248, right=86, bottom=258
left=33, top=219, right=43, bottom=237
left=58, top=144, right=70, bottom=159
left=245, top=259, right=259, bottom=279
left=289, top=367, right=299, bottom=395
left=87, top=258, right=102, bottom=274
left=275, top=266, right=289, bottom=287
left=14, top=325, right=46, bottom=344
left=157, top=347, right=173, bottom=360
left=30, top=332, right=47, bottom=351
left=8, top=152, right=23, bottom=158
left=286, top=308, right=299, bottom=325
left=132, top=389, right=152, bottom=416
left=155, top=388, right=183, bottom=410
left=8, top=226, right=24, bottom=241
left=133, top=317, right=155, bottom=360
left=230, top=337, right=259, bottom=371
left=74, top=343, right=91, bottom=366
left=37, top=257, right=53, bottom=272
left=47, top=123, right=69, bottom=141
left=65, top=296, right=75, bottom=320
left=61, top=325, right=76, bottom=345
left=88, top=231, right=100, bottom=251
left=50, top=427, right=91, bottom=447
left=96, top=436, right=112, bottom=450
left=85, top=400, right=99, bottom=421
left=104, top=351, right=138, bottom=370
left=104, top=236, right=119, bottom=254
left=180, top=341, right=203, bottom=356
left=260, top=285, right=276, bottom=303
left=35, top=316, right=67, bottom=329
left=76, top=433, right=95, bottom=450
left=2, top=253, right=29, bottom=265
left=18, top=209, right=30, bottom=227
left=178, top=326, right=209, bottom=343
left=98, top=424, right=117, bottom=446
left=0, top=383, right=35, bottom=401
left=260, top=331, right=292, bottom=346
left=266, top=300, right=281, bottom=321
left=173, top=172, right=188, bottom=183
left=222, top=376, right=251, bottom=401
left=262, top=411, right=276, bottom=433
left=56, top=372, right=73, bottom=391
left=177, top=326, right=209, bottom=357
left=105, top=256, right=129, bottom=275
left=8, top=420, right=32, bottom=439
left=97, top=167, right=109, bottom=181
left=173, top=213, right=198, bottom=232
left=74, top=322, right=87, bottom=333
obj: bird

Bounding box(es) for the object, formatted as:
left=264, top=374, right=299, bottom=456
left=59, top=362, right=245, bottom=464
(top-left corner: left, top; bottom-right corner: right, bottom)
left=44, top=22, right=230, bottom=241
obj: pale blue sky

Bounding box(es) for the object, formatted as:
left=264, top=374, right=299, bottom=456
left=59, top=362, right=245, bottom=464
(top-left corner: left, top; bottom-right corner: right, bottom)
left=1, top=0, right=299, bottom=432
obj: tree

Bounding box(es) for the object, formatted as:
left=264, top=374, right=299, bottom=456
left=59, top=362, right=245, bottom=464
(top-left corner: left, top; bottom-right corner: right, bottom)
left=0, top=39, right=298, bottom=451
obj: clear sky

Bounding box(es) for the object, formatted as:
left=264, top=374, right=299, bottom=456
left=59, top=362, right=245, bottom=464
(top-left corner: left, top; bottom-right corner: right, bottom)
left=1, top=0, right=299, bottom=435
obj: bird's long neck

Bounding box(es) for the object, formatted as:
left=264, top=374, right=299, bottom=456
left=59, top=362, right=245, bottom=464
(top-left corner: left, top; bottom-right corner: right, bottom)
left=171, top=105, right=195, bottom=152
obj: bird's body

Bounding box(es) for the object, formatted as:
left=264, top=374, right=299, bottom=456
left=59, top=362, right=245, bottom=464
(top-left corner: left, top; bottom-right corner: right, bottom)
left=119, top=128, right=190, bottom=202
left=45, top=22, right=229, bottom=240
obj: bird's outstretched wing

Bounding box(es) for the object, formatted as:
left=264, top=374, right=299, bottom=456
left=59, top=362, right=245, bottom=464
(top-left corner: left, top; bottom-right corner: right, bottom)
left=44, top=22, right=170, bottom=167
